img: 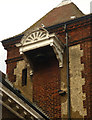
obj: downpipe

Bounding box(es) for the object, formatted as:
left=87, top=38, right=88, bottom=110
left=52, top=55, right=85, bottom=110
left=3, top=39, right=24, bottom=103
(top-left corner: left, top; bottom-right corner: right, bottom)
left=64, top=24, right=71, bottom=120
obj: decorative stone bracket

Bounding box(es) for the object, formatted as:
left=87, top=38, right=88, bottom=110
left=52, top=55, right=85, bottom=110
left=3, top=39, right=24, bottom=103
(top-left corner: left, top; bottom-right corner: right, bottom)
left=16, top=28, right=64, bottom=67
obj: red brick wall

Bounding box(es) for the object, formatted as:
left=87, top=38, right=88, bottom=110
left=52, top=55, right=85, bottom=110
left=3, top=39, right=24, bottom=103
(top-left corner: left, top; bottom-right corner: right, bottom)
left=32, top=55, right=61, bottom=119
left=81, top=40, right=92, bottom=119
left=7, top=46, right=20, bottom=60
left=5, top=45, right=23, bottom=82
left=7, top=62, right=16, bottom=82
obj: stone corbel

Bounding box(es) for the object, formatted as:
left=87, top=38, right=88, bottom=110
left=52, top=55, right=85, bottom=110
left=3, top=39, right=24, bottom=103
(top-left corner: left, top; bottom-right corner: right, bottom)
left=50, top=39, right=64, bottom=67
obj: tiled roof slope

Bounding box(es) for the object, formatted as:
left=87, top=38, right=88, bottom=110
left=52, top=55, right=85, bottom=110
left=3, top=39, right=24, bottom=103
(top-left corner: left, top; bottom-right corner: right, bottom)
left=2, top=1, right=85, bottom=43
left=24, top=2, right=84, bottom=33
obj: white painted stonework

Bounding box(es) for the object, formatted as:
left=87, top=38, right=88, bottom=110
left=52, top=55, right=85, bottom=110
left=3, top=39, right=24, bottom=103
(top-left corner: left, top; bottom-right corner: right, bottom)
left=16, top=28, right=64, bottom=67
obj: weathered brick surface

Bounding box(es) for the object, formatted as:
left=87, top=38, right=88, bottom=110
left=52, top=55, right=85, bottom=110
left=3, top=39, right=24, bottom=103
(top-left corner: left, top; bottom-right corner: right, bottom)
left=80, top=40, right=92, bottom=119
left=6, top=45, right=23, bottom=82
left=2, top=14, right=92, bottom=119
left=32, top=56, right=61, bottom=119
left=7, top=62, right=16, bottom=82
left=7, top=46, right=21, bottom=60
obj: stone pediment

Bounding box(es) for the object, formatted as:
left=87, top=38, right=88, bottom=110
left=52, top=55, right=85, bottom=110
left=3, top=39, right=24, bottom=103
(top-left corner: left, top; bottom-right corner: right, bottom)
left=21, top=28, right=49, bottom=45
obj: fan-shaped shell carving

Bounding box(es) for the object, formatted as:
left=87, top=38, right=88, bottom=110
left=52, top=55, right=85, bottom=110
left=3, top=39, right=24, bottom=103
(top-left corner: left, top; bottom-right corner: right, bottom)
left=24, top=30, right=48, bottom=43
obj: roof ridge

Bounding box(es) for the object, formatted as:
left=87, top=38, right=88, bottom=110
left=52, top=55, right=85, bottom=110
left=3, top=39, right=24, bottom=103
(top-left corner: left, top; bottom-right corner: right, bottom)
left=56, top=0, right=72, bottom=8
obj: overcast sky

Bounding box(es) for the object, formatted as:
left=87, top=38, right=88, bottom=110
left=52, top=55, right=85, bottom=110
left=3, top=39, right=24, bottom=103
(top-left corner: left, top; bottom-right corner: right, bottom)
left=0, top=0, right=91, bottom=73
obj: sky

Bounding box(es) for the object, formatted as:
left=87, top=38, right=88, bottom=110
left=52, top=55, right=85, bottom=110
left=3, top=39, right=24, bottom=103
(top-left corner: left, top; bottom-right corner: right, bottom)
left=0, top=0, right=92, bottom=73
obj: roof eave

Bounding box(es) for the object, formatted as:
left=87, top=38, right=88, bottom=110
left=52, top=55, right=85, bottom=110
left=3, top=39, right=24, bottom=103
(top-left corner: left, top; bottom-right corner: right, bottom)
left=0, top=77, right=50, bottom=120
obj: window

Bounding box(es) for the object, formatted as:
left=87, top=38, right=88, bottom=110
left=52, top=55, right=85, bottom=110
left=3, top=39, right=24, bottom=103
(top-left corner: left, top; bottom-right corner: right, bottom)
left=22, top=68, right=27, bottom=86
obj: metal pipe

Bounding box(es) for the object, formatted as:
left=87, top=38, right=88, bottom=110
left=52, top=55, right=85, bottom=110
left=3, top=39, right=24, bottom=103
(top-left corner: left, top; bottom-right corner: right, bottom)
left=64, top=24, right=71, bottom=120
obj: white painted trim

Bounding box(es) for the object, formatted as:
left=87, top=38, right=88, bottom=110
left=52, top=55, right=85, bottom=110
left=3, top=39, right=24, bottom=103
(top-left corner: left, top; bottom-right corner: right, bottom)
left=17, top=28, right=64, bottom=67
left=19, top=38, right=53, bottom=54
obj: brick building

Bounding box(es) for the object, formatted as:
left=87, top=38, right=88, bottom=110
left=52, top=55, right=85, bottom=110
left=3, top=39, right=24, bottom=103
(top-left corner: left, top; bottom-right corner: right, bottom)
left=1, top=0, right=92, bottom=119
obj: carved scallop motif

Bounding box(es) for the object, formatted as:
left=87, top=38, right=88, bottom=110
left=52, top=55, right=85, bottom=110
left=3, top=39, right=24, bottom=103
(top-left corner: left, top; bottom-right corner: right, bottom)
left=25, top=30, right=48, bottom=43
